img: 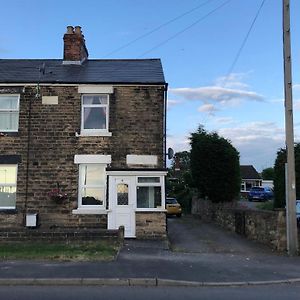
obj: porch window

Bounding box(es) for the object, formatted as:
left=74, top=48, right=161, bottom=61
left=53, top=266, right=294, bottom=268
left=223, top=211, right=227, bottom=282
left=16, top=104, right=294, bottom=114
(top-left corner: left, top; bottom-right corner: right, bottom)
left=136, top=176, right=163, bottom=209
left=0, top=95, right=20, bottom=132
left=0, top=165, right=17, bottom=209
left=78, top=164, right=106, bottom=207
left=81, top=94, right=109, bottom=136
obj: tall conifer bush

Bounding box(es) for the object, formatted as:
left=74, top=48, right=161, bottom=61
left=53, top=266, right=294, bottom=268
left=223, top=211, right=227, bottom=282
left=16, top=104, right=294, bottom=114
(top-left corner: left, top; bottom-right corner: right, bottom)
left=190, top=126, right=240, bottom=203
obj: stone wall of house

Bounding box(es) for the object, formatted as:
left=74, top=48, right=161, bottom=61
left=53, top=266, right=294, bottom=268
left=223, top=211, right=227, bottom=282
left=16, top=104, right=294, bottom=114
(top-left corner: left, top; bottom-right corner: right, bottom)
left=192, top=197, right=287, bottom=251
left=0, top=85, right=165, bottom=229
left=136, top=212, right=167, bottom=239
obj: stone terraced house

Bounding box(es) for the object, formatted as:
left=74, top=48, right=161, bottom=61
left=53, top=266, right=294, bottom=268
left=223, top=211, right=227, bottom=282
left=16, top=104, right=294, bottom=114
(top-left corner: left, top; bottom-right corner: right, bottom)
left=0, top=26, right=168, bottom=239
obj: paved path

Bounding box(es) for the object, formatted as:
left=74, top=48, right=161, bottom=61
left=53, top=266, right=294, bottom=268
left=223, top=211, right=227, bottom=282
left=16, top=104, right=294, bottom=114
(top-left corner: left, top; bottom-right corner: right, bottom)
left=167, top=215, right=272, bottom=254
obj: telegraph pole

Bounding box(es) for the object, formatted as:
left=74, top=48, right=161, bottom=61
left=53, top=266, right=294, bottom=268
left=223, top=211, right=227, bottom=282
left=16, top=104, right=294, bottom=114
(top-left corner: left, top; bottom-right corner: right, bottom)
left=283, top=0, right=298, bottom=256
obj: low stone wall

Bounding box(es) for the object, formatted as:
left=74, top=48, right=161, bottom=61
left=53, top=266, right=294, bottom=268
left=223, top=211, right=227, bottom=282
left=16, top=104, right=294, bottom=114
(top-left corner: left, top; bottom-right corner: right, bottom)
left=0, top=226, right=124, bottom=243
left=192, top=197, right=287, bottom=251
left=136, top=212, right=167, bottom=239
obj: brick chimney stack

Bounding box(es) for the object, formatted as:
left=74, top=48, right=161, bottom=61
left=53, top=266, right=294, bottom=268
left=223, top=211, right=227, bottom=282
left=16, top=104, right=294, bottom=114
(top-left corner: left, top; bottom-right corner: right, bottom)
left=63, top=26, right=89, bottom=64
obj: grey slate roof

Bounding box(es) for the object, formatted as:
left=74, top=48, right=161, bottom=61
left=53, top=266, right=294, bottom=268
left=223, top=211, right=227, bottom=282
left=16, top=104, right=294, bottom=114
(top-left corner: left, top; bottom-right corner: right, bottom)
left=0, top=59, right=166, bottom=84
left=240, top=165, right=261, bottom=180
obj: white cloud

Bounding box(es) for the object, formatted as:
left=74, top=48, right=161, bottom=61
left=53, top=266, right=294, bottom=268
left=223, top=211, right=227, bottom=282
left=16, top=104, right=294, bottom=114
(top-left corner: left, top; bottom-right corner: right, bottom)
left=214, top=72, right=250, bottom=89
left=167, top=135, right=190, bottom=155
left=166, top=121, right=289, bottom=171
left=197, top=103, right=218, bottom=115
left=213, top=117, right=235, bottom=124
left=169, top=86, right=264, bottom=104
left=293, top=84, right=300, bottom=90
left=293, top=99, right=300, bottom=110
left=167, top=99, right=181, bottom=110
left=168, top=73, right=263, bottom=116
left=217, top=122, right=285, bottom=171
left=269, top=98, right=284, bottom=104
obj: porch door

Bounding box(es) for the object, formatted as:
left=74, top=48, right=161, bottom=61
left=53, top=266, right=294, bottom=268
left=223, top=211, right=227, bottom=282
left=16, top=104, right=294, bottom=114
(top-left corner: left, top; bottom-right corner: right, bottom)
left=109, top=177, right=136, bottom=238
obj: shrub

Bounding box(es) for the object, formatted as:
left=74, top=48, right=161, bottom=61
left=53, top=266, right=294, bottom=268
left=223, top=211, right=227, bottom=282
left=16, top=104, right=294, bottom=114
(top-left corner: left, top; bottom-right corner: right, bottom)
left=190, top=126, right=240, bottom=203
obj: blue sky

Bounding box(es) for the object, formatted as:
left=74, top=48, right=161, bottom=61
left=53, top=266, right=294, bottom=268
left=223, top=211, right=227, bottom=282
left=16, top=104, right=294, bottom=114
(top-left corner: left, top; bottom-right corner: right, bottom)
left=1, top=0, right=300, bottom=171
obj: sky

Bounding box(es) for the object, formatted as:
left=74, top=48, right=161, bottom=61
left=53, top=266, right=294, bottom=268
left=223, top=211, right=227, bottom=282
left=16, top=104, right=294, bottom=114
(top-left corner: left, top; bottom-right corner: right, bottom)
left=1, top=0, right=300, bottom=172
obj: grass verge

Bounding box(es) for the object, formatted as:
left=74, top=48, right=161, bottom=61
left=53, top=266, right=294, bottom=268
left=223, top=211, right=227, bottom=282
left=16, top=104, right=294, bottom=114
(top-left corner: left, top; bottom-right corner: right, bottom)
left=0, top=240, right=120, bottom=261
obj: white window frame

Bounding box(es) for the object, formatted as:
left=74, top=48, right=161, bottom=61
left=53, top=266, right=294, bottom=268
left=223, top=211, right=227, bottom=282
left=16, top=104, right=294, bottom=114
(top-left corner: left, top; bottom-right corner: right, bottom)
left=0, top=94, right=20, bottom=132
left=136, top=176, right=165, bottom=211
left=241, top=181, right=246, bottom=192
left=77, top=163, right=107, bottom=210
left=0, top=164, right=17, bottom=209
left=80, top=94, right=111, bottom=136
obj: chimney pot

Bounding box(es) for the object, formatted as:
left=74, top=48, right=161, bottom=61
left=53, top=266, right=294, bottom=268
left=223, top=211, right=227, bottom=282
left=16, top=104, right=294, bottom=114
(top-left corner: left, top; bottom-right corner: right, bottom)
left=66, top=26, right=74, bottom=34
left=74, top=26, right=82, bottom=36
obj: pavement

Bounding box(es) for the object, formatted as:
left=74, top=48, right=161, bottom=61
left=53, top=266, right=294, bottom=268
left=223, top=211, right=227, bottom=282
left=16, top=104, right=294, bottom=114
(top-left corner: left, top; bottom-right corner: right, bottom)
left=1, top=215, right=300, bottom=286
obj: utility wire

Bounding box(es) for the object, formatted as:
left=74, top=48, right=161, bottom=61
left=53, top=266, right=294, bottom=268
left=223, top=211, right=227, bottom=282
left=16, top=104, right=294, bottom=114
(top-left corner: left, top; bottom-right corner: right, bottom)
left=106, top=0, right=232, bottom=75
left=104, top=0, right=217, bottom=58
left=138, top=0, right=232, bottom=58
left=222, top=0, right=267, bottom=87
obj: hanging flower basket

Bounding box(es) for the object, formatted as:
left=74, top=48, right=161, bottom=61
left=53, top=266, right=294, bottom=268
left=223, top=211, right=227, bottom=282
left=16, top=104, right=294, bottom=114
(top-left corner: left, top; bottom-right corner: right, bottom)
left=48, top=185, right=68, bottom=204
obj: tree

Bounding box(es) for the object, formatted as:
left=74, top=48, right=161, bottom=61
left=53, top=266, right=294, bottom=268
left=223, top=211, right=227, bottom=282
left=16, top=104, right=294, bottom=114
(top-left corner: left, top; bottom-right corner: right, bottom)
left=190, top=126, right=240, bottom=203
left=261, top=167, right=275, bottom=180
left=167, top=151, right=194, bottom=213
left=274, top=144, right=300, bottom=208
left=170, top=151, right=190, bottom=176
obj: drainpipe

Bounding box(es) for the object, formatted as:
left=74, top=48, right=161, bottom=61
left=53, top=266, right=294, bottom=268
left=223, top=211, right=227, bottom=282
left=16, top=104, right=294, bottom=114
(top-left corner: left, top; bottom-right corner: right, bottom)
left=24, top=90, right=32, bottom=224
left=163, top=83, right=168, bottom=169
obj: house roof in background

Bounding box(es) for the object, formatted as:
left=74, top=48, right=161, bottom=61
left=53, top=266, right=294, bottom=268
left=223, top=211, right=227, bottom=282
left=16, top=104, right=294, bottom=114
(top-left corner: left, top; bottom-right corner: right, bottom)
left=0, top=59, right=166, bottom=85
left=240, top=165, right=261, bottom=180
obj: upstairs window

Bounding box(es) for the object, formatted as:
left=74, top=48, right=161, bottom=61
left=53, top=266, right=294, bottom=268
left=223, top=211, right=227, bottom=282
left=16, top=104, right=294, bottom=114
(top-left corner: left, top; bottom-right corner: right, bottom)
left=81, top=95, right=109, bottom=136
left=0, top=95, right=20, bottom=132
left=0, top=165, right=17, bottom=209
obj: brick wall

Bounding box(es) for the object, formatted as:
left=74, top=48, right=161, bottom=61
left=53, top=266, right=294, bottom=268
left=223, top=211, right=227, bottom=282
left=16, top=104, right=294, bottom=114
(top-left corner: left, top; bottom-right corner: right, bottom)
left=136, top=212, right=166, bottom=239
left=0, top=85, right=165, bottom=230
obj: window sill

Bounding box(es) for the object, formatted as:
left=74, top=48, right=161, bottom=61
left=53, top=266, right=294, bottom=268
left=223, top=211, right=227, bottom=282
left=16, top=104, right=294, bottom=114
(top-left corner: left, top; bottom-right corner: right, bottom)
left=0, top=132, right=19, bottom=137
left=76, top=131, right=112, bottom=137
left=135, top=209, right=167, bottom=213
left=72, top=208, right=107, bottom=215
left=0, top=208, right=17, bottom=214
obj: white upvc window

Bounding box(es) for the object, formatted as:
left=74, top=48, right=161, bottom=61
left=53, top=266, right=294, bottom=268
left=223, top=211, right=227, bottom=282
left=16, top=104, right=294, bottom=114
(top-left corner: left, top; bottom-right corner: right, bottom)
left=78, top=164, right=106, bottom=208
left=0, top=95, right=20, bottom=132
left=0, top=165, right=17, bottom=209
left=136, top=176, right=165, bottom=210
left=81, top=94, right=110, bottom=136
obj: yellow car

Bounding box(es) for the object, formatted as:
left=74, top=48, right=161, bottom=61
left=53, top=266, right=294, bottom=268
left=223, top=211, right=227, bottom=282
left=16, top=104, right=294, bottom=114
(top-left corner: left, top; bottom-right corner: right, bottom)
left=166, top=197, right=182, bottom=217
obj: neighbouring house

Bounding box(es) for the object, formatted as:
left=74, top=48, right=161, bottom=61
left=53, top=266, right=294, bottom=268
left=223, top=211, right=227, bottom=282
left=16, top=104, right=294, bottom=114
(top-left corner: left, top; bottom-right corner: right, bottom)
left=240, top=165, right=262, bottom=198
left=261, top=180, right=274, bottom=189
left=0, top=26, right=168, bottom=239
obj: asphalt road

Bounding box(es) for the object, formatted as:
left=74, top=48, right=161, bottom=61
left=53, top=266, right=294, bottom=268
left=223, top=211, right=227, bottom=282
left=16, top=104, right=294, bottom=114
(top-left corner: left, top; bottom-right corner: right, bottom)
left=1, top=284, right=300, bottom=300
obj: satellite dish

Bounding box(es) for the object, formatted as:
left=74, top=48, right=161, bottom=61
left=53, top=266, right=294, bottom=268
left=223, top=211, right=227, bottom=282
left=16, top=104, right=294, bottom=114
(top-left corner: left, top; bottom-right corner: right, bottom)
left=167, top=148, right=174, bottom=160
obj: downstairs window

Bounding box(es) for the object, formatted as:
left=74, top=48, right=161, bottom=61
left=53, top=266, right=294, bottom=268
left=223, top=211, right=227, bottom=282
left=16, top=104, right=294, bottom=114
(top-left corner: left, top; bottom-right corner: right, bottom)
left=78, top=164, right=106, bottom=208
left=0, top=165, right=17, bottom=209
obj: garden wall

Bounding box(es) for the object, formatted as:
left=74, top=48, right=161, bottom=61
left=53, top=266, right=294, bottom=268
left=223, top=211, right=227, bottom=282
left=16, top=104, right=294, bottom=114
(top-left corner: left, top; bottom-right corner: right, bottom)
left=192, top=197, right=287, bottom=251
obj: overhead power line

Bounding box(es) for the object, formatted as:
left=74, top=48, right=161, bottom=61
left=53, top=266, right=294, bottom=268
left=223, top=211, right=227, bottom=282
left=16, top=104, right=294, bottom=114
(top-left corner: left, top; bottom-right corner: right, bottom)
left=104, top=0, right=217, bottom=57
left=222, top=0, right=267, bottom=86
left=138, top=0, right=232, bottom=58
